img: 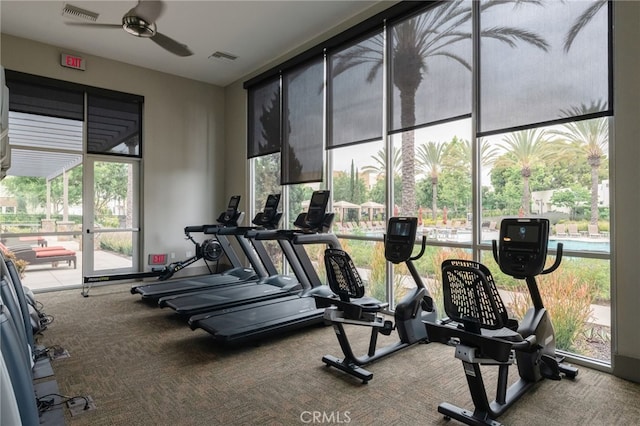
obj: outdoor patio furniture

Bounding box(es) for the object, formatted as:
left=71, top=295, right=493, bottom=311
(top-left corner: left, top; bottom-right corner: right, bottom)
left=567, top=224, right=580, bottom=237
left=588, top=224, right=602, bottom=238
left=0, top=243, right=76, bottom=269
left=18, top=236, right=48, bottom=247
left=555, top=223, right=568, bottom=237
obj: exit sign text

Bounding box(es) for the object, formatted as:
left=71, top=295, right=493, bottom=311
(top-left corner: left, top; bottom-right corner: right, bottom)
left=148, top=254, right=168, bottom=266
left=61, top=53, right=86, bottom=71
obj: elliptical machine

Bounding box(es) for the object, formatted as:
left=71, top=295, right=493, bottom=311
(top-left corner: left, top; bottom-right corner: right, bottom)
left=315, top=216, right=437, bottom=384
left=425, top=218, right=578, bottom=426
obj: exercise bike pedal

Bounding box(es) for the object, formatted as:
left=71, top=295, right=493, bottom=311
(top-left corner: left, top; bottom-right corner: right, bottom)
left=380, top=320, right=394, bottom=336
left=540, top=354, right=561, bottom=380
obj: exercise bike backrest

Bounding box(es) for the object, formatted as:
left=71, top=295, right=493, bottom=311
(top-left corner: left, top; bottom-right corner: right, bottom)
left=385, top=217, right=423, bottom=264
left=252, top=194, right=282, bottom=229
left=492, top=218, right=562, bottom=279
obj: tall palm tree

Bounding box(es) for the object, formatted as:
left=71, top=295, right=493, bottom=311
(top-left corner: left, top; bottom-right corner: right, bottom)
left=416, top=141, right=447, bottom=220
left=551, top=101, right=608, bottom=224
left=495, top=128, right=555, bottom=215
left=330, top=0, right=549, bottom=215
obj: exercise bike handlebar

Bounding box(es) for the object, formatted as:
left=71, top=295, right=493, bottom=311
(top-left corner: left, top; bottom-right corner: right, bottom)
left=491, top=240, right=564, bottom=276
left=409, top=235, right=427, bottom=261
left=541, top=242, right=563, bottom=275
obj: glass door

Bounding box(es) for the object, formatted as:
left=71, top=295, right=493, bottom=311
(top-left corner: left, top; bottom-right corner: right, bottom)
left=82, top=157, right=140, bottom=277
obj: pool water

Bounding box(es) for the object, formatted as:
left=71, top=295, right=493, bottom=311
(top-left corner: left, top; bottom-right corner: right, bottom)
left=548, top=239, right=610, bottom=253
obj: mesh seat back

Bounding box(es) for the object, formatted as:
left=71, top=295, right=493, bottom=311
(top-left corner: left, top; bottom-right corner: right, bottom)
left=441, top=259, right=509, bottom=330
left=324, top=248, right=365, bottom=301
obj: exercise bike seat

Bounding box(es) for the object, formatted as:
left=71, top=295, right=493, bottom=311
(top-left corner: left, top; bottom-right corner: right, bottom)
left=323, top=248, right=388, bottom=315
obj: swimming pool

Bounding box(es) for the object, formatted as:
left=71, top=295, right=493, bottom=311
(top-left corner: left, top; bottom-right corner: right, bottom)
left=547, top=239, right=610, bottom=253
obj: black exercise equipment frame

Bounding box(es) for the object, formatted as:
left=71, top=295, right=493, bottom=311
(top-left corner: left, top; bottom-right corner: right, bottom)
left=425, top=218, right=578, bottom=426
left=315, top=216, right=437, bottom=383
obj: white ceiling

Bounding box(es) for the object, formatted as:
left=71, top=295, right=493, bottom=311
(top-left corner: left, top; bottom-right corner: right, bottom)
left=0, top=0, right=380, bottom=87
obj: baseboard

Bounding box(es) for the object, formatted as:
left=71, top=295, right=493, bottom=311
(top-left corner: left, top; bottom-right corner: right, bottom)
left=613, top=354, right=640, bottom=383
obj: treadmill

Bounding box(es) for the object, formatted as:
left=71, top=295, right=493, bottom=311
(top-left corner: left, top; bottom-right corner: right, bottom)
left=131, top=195, right=262, bottom=302
left=158, top=194, right=308, bottom=315
left=188, top=190, right=339, bottom=344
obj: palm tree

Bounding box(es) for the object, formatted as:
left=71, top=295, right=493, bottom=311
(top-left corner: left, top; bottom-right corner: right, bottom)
left=330, top=0, right=549, bottom=216
left=444, top=136, right=500, bottom=173
left=563, top=0, right=607, bottom=52
left=416, top=141, right=447, bottom=220
left=495, top=128, right=555, bottom=215
left=361, top=145, right=402, bottom=178
left=550, top=101, right=608, bottom=224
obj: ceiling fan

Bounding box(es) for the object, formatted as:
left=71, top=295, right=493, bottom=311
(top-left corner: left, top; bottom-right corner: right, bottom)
left=65, top=0, right=193, bottom=57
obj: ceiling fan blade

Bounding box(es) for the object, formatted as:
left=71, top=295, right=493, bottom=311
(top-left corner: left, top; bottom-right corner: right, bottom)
left=150, top=32, right=193, bottom=57
left=65, top=22, right=122, bottom=29
left=131, top=0, right=166, bottom=23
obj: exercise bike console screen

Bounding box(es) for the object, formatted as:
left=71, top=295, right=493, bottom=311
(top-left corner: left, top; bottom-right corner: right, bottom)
left=304, top=190, right=330, bottom=227
left=498, top=218, right=549, bottom=277
left=385, top=217, right=418, bottom=264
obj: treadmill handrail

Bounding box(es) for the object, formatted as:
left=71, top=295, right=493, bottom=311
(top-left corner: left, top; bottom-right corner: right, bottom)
left=292, top=233, right=341, bottom=250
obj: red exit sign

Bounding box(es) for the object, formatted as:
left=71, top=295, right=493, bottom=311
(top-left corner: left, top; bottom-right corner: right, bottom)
left=60, top=53, right=85, bottom=71
left=148, top=253, right=168, bottom=266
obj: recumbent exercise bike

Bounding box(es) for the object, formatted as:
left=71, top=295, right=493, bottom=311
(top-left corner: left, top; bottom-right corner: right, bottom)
left=315, top=216, right=437, bottom=383
left=425, top=218, right=578, bottom=426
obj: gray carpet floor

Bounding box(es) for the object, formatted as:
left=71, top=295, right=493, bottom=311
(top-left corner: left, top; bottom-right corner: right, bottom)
left=34, top=283, right=640, bottom=426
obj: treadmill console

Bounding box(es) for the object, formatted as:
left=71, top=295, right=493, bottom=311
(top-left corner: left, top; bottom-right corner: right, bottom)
left=384, top=217, right=418, bottom=264
left=497, top=218, right=549, bottom=278
left=252, top=194, right=282, bottom=228
left=303, top=190, right=330, bottom=229
left=219, top=195, right=241, bottom=225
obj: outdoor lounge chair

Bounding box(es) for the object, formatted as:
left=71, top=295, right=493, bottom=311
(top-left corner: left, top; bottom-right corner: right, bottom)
left=0, top=243, right=76, bottom=269
left=588, top=224, right=602, bottom=238
left=555, top=223, right=568, bottom=237
left=17, top=236, right=48, bottom=247
left=567, top=223, right=580, bottom=237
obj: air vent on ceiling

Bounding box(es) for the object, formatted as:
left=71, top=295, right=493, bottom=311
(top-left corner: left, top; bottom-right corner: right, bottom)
left=62, top=4, right=99, bottom=22
left=209, top=51, right=238, bottom=61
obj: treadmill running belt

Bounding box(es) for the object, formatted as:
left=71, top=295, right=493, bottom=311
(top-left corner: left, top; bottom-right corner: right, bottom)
left=132, top=267, right=255, bottom=300
left=158, top=279, right=301, bottom=315
left=190, top=297, right=325, bottom=343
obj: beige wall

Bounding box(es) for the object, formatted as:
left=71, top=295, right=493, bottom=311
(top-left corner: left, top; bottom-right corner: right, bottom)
left=1, top=34, right=226, bottom=265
